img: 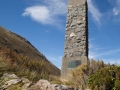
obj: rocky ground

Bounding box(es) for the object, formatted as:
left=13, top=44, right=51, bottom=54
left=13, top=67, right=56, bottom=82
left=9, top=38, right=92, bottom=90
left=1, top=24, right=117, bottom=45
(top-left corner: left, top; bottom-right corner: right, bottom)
left=0, top=73, right=77, bottom=90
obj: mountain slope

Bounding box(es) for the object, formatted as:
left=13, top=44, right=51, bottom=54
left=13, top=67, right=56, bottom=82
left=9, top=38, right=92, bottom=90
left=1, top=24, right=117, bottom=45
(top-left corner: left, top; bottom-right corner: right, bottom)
left=0, top=26, right=60, bottom=76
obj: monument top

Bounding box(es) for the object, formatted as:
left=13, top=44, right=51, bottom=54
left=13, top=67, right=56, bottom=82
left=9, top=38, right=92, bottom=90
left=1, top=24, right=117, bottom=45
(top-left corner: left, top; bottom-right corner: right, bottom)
left=68, top=0, right=86, bottom=5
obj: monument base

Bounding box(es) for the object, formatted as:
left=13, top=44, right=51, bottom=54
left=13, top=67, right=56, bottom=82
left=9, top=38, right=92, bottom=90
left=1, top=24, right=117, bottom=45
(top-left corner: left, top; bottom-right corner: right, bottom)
left=61, top=56, right=88, bottom=79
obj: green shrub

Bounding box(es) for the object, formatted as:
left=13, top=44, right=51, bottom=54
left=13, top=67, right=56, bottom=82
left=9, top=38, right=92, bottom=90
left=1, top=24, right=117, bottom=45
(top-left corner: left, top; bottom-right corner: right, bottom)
left=67, top=59, right=106, bottom=89
left=88, top=66, right=120, bottom=90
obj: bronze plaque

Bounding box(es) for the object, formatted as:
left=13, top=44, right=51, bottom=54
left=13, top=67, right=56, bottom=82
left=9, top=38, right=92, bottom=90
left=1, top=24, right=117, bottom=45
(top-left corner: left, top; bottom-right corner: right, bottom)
left=68, top=60, right=81, bottom=68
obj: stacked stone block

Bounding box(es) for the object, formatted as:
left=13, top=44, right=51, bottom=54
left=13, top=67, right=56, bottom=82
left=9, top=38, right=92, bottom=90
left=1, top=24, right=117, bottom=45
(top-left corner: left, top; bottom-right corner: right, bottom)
left=64, top=0, right=88, bottom=58
left=61, top=0, right=88, bottom=79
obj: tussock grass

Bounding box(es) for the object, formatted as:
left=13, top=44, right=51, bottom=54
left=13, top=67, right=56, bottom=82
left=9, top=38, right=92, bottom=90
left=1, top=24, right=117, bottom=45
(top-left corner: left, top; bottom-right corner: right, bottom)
left=6, top=82, right=24, bottom=90
left=66, top=59, right=106, bottom=89
left=65, top=59, right=119, bottom=89
left=0, top=47, right=50, bottom=82
left=49, top=75, right=63, bottom=84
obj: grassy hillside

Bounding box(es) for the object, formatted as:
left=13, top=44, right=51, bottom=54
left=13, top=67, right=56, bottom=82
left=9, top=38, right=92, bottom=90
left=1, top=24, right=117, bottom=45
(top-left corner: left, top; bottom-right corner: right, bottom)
left=0, top=26, right=60, bottom=77
left=0, top=47, right=50, bottom=81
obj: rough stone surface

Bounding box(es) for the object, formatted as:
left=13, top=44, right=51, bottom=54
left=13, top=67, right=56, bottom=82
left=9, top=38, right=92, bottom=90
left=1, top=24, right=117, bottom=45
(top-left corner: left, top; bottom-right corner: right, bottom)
left=48, top=84, right=58, bottom=90
left=1, top=73, right=90, bottom=90
left=1, top=79, right=21, bottom=89
left=21, top=78, right=30, bottom=83
left=48, top=84, right=73, bottom=90
left=22, top=83, right=31, bottom=90
left=21, top=78, right=31, bottom=90
left=0, top=73, right=21, bottom=90
left=34, top=79, right=50, bottom=90
left=3, top=73, right=19, bottom=80
left=63, top=1, right=88, bottom=58
left=61, top=0, right=88, bottom=79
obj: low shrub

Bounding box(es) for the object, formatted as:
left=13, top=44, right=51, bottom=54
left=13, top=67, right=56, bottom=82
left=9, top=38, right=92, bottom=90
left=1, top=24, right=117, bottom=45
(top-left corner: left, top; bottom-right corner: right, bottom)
left=88, top=66, right=120, bottom=90
left=67, top=59, right=106, bottom=89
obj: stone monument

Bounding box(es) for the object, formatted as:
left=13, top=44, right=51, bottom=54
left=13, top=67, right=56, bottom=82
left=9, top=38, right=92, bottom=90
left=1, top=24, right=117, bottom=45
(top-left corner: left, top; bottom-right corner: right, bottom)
left=61, top=0, right=88, bottom=79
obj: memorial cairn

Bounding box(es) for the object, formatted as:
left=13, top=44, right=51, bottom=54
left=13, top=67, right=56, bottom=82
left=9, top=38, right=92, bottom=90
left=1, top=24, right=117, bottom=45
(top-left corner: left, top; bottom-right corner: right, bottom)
left=61, top=0, right=88, bottom=79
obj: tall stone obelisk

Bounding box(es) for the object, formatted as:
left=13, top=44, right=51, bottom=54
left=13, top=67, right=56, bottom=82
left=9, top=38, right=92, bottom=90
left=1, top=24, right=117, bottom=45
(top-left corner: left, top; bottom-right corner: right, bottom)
left=61, top=0, right=88, bottom=79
